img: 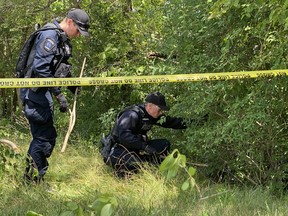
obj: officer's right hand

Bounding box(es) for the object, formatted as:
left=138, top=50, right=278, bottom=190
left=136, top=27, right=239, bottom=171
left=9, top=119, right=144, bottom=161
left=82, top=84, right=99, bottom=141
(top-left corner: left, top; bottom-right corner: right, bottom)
left=56, top=93, right=68, bottom=112
left=144, top=145, right=157, bottom=155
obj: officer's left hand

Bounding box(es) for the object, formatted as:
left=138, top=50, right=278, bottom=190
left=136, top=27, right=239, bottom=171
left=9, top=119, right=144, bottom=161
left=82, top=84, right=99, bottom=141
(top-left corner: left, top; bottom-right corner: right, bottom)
left=56, top=93, right=68, bottom=112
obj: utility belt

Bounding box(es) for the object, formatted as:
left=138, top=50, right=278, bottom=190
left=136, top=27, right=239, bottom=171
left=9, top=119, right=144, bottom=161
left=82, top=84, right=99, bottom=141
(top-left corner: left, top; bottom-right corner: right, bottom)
left=30, top=86, right=48, bottom=93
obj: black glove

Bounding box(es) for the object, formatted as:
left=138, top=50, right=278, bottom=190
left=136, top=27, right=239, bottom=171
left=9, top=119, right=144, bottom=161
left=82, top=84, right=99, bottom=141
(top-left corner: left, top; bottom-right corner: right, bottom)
left=144, top=145, right=157, bottom=155
left=187, top=113, right=209, bottom=126
left=56, top=93, right=68, bottom=112
left=67, top=86, right=81, bottom=95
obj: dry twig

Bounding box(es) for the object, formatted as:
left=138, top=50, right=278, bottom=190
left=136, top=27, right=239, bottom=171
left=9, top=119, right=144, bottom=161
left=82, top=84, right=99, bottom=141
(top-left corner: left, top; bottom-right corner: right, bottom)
left=61, top=57, right=86, bottom=153
left=0, top=139, right=20, bottom=153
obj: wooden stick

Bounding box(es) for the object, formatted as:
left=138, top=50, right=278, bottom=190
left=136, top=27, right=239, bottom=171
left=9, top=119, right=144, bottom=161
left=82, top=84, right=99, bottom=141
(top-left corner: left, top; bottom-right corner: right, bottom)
left=0, top=139, right=19, bottom=153
left=61, top=57, right=86, bottom=153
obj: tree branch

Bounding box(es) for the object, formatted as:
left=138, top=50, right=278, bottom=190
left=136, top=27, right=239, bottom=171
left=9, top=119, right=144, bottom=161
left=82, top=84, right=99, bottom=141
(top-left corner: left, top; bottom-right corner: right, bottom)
left=0, top=139, right=19, bottom=153
left=61, top=57, right=86, bottom=153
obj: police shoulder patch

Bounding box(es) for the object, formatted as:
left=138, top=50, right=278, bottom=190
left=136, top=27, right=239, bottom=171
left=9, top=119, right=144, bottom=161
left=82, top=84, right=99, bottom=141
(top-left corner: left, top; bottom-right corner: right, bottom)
left=43, top=38, right=56, bottom=52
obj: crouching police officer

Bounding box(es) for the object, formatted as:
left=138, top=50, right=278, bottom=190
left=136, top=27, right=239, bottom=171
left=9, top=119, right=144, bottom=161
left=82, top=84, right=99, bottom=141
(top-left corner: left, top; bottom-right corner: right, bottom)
left=21, top=9, right=90, bottom=184
left=102, top=92, right=189, bottom=177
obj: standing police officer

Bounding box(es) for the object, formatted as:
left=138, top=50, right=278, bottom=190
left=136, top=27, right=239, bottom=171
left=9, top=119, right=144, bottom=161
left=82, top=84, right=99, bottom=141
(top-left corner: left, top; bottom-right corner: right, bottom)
left=105, top=92, right=187, bottom=177
left=22, top=9, right=90, bottom=184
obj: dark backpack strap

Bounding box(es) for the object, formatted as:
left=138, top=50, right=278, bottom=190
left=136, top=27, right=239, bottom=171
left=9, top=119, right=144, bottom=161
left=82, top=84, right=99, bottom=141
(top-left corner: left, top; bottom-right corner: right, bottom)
left=110, top=105, right=145, bottom=138
left=118, top=105, right=145, bottom=119
left=15, top=23, right=66, bottom=78
left=40, top=23, right=68, bottom=44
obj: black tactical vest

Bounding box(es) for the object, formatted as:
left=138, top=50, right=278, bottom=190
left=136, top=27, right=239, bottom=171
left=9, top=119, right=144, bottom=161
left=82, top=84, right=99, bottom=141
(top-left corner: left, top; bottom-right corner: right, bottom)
left=111, top=105, right=153, bottom=140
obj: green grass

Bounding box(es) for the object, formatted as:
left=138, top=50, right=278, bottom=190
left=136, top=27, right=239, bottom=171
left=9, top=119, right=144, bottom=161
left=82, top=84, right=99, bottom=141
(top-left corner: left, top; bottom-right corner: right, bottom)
left=1, top=132, right=288, bottom=215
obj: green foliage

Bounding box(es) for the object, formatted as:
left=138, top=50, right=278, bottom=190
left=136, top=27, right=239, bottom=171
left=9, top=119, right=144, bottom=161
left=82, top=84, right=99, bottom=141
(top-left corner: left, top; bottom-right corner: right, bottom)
left=50, top=0, right=65, bottom=13
left=0, top=146, right=21, bottom=179
left=0, top=120, right=27, bottom=180
left=26, top=211, right=43, bottom=216
left=89, top=194, right=118, bottom=216
left=160, top=149, right=198, bottom=192
left=60, top=201, right=84, bottom=216
left=180, top=78, right=288, bottom=190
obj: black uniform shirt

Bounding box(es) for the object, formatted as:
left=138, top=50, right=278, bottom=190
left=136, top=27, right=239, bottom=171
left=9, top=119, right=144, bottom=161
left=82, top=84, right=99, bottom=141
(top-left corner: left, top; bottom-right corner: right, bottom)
left=115, top=104, right=186, bottom=150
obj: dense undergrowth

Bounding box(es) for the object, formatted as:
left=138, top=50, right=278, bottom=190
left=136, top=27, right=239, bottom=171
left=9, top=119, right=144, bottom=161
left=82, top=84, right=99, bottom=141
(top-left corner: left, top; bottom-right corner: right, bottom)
left=0, top=118, right=288, bottom=216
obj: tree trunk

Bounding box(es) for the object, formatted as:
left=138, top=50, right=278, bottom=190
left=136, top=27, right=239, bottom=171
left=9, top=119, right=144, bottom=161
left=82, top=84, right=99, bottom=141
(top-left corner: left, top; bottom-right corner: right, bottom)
left=0, top=89, right=7, bottom=117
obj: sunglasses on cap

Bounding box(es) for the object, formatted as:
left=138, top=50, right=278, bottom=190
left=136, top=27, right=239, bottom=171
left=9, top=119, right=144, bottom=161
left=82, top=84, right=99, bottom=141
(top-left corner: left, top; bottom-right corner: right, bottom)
left=73, top=19, right=90, bottom=30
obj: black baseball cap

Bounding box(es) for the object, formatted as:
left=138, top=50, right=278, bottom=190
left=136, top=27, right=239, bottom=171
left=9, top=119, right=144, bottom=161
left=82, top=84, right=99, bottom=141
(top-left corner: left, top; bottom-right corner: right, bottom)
left=67, top=9, right=90, bottom=36
left=145, top=92, right=170, bottom=111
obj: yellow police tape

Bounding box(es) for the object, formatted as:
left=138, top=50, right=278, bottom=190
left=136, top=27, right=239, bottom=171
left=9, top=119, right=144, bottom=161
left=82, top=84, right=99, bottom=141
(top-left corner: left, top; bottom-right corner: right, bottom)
left=1, top=70, right=288, bottom=88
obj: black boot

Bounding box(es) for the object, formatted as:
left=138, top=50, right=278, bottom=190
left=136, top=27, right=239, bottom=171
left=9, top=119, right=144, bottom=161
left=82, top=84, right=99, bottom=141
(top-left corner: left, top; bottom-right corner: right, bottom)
left=23, top=156, right=38, bottom=185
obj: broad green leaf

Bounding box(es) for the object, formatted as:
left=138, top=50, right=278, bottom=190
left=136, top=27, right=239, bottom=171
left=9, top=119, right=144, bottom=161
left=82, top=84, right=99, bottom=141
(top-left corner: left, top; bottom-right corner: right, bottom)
left=26, top=211, right=43, bottom=216
left=101, top=203, right=114, bottom=216
left=90, top=200, right=105, bottom=212
left=159, top=153, right=176, bottom=171
left=137, top=66, right=145, bottom=72
left=77, top=205, right=84, bottom=216
left=181, top=180, right=190, bottom=191
left=66, top=201, right=78, bottom=211
left=109, top=197, right=118, bottom=207
left=60, top=211, right=73, bottom=216
left=98, top=197, right=110, bottom=203
left=188, top=167, right=196, bottom=176
left=91, top=194, right=117, bottom=214
left=167, top=165, right=179, bottom=180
